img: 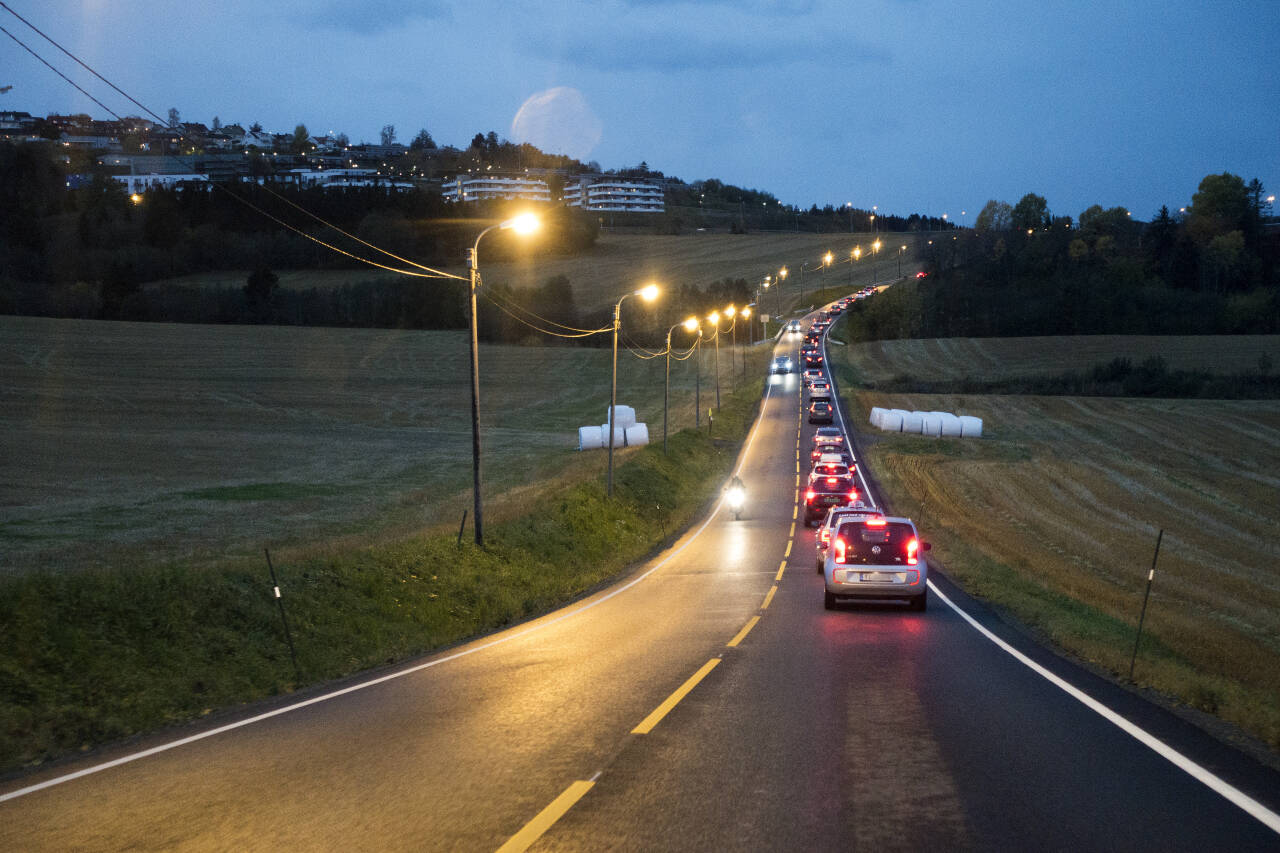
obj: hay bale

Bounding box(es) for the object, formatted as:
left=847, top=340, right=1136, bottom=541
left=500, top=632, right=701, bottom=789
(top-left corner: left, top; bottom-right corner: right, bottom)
left=578, top=425, right=603, bottom=450
left=900, top=411, right=924, bottom=433
left=625, top=423, right=650, bottom=447
left=959, top=415, right=984, bottom=438
left=879, top=410, right=904, bottom=432
left=601, top=423, right=627, bottom=446
left=919, top=412, right=943, bottom=436
left=869, top=406, right=887, bottom=428
left=606, top=405, right=637, bottom=430
left=938, top=413, right=963, bottom=437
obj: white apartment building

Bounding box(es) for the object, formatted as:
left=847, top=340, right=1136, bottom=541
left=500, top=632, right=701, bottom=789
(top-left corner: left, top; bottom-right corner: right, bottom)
left=565, top=178, right=664, bottom=213
left=440, top=175, right=551, bottom=203
left=113, top=173, right=208, bottom=194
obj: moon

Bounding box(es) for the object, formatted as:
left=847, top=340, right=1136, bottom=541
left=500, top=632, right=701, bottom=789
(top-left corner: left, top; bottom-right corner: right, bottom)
left=510, top=87, right=603, bottom=161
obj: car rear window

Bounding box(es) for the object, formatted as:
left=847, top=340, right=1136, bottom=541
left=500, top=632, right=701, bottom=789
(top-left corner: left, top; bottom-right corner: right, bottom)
left=833, top=521, right=916, bottom=565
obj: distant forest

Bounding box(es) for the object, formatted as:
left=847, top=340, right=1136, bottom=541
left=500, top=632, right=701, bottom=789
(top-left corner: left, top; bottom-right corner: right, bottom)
left=843, top=174, right=1278, bottom=342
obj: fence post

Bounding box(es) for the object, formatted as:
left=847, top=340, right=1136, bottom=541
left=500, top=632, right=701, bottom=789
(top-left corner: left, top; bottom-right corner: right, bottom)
left=1128, top=529, right=1162, bottom=681
left=456, top=509, right=468, bottom=546
left=264, top=548, right=301, bottom=684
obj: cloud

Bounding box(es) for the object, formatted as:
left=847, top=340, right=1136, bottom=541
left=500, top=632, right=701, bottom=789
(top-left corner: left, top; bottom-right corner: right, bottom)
left=308, top=0, right=451, bottom=34
left=558, top=29, right=889, bottom=72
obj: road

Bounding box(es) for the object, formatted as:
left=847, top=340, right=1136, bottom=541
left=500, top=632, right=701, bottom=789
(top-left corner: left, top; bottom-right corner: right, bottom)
left=4, top=289, right=1279, bottom=851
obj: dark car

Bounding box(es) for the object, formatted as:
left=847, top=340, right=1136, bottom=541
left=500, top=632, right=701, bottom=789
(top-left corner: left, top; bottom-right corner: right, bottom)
left=808, top=401, right=834, bottom=424
left=803, top=350, right=824, bottom=367
left=769, top=355, right=794, bottom=374
left=804, top=475, right=859, bottom=525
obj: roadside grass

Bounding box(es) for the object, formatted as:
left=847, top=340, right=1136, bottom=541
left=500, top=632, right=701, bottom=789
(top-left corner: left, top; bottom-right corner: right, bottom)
left=0, top=375, right=768, bottom=772
left=830, top=338, right=1280, bottom=751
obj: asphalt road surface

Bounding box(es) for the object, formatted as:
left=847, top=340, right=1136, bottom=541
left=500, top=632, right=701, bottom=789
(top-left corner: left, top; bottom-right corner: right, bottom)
left=4, top=293, right=1279, bottom=851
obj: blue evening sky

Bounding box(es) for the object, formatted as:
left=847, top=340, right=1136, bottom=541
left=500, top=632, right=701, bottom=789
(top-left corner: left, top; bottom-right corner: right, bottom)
left=4, top=0, right=1277, bottom=224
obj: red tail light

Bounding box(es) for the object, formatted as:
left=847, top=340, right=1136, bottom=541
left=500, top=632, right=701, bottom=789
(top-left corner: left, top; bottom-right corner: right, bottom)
left=805, top=489, right=815, bottom=502
left=865, top=517, right=886, bottom=527
left=847, top=490, right=858, bottom=501
left=833, top=536, right=847, bottom=563
left=820, top=527, right=831, bottom=546
left=906, top=537, right=919, bottom=566
left=826, top=477, right=837, bottom=485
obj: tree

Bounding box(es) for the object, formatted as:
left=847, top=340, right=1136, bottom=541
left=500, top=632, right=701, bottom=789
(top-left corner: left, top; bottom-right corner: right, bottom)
left=211, top=116, right=222, bottom=132
left=1186, top=172, right=1248, bottom=245
left=974, top=199, right=1013, bottom=232
left=410, top=128, right=436, bottom=150
left=380, top=124, right=396, bottom=146
left=291, top=124, right=311, bottom=154
left=167, top=107, right=180, bottom=128
left=1078, top=205, right=1130, bottom=240
left=250, top=121, right=263, bottom=133
left=1011, top=193, right=1050, bottom=232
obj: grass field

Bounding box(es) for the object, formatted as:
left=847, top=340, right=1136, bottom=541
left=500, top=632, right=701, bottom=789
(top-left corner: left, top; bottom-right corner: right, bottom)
left=831, top=335, right=1280, bottom=749
left=148, top=229, right=921, bottom=314
left=0, top=314, right=772, bottom=574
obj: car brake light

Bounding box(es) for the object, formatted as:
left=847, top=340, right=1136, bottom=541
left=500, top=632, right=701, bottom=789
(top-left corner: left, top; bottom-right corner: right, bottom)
left=906, top=537, right=919, bottom=566
left=847, top=490, right=857, bottom=501
left=865, top=517, right=886, bottom=527
left=833, top=537, right=847, bottom=563
left=805, top=489, right=815, bottom=501
left=820, top=528, right=831, bottom=546
left=826, top=477, right=837, bottom=485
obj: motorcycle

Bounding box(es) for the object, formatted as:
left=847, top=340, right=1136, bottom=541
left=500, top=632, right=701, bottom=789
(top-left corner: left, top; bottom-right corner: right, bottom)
left=726, top=483, right=746, bottom=520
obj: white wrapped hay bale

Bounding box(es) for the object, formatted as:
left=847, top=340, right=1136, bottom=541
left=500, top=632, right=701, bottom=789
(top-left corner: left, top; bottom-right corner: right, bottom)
left=919, top=412, right=943, bottom=437
left=601, top=423, right=627, bottom=446
left=869, top=406, right=887, bottom=428
left=938, top=413, right=963, bottom=437
left=900, top=411, right=924, bottom=433
left=625, top=423, right=650, bottom=447
left=606, top=405, right=637, bottom=430
left=879, top=410, right=904, bottom=432
left=578, top=425, right=603, bottom=450
left=959, top=415, right=984, bottom=438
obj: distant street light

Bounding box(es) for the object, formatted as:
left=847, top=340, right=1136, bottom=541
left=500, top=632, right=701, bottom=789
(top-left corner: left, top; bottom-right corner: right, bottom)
left=664, top=317, right=699, bottom=453
left=608, top=283, right=659, bottom=496
left=740, top=306, right=751, bottom=378
left=708, top=310, right=723, bottom=411
left=777, top=267, right=788, bottom=316
left=467, top=212, right=539, bottom=545
left=725, top=305, right=738, bottom=390
left=872, top=239, right=881, bottom=284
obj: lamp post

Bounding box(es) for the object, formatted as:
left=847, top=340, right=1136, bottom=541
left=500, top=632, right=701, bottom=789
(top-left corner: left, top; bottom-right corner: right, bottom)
left=708, top=310, right=722, bottom=410
left=871, top=239, right=881, bottom=285
left=898, top=244, right=906, bottom=277
left=694, top=333, right=702, bottom=428
left=740, top=306, right=751, bottom=378
left=822, top=252, right=834, bottom=293
left=609, top=283, right=659, bottom=497
left=852, top=245, right=862, bottom=287
left=466, top=212, right=539, bottom=546
left=777, top=267, right=787, bottom=317
left=665, top=317, right=699, bottom=453
left=725, top=305, right=737, bottom=389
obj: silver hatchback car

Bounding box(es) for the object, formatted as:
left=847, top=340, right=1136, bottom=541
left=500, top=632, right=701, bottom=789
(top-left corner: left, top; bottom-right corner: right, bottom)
left=823, top=515, right=930, bottom=611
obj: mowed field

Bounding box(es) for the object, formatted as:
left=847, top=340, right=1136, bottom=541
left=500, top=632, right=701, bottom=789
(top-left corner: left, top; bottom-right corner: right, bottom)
left=834, top=335, right=1280, bottom=747
left=1, top=314, right=765, bottom=573
left=846, top=335, right=1279, bottom=383
left=152, top=229, right=919, bottom=314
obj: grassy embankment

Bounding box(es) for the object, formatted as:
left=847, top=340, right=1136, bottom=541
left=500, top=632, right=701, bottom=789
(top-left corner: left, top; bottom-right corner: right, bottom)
left=828, top=333, right=1280, bottom=750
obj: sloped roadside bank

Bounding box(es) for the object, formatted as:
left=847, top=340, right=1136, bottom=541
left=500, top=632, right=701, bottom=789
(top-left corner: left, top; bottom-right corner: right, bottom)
left=0, top=378, right=766, bottom=775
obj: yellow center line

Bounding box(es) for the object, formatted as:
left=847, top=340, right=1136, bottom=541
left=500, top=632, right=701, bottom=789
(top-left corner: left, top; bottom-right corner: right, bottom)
left=776, top=561, right=786, bottom=581
left=632, top=658, right=721, bottom=734
left=792, top=505, right=798, bottom=520
left=496, top=779, right=596, bottom=853
left=784, top=540, right=792, bottom=558
left=795, top=461, right=800, bottom=474
left=795, top=473, right=801, bottom=488
left=762, top=585, right=777, bottom=610
left=789, top=521, right=796, bottom=537
left=727, top=616, right=760, bottom=648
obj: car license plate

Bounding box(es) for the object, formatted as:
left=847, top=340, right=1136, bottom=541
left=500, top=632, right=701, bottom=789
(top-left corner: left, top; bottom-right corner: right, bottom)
left=861, top=572, right=897, bottom=583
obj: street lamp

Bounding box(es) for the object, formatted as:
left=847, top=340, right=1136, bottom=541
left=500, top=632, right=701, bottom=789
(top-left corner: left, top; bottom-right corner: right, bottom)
left=608, top=282, right=659, bottom=497
left=822, top=252, right=833, bottom=294
left=872, top=239, right=881, bottom=284
left=466, top=212, right=539, bottom=546
left=740, top=306, right=751, bottom=378
left=898, top=243, right=907, bottom=277
left=725, top=305, right=737, bottom=389
left=777, top=267, right=787, bottom=317
left=708, top=310, right=723, bottom=411
left=664, top=317, right=699, bottom=453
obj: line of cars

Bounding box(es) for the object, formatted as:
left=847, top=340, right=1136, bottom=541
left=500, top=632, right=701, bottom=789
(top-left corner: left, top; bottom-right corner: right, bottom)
left=793, top=299, right=932, bottom=612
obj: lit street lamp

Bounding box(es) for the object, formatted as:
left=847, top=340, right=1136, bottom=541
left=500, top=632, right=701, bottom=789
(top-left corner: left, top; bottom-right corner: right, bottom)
left=725, top=305, right=737, bottom=390
left=776, top=267, right=787, bottom=316
left=898, top=244, right=907, bottom=277
left=664, top=317, right=699, bottom=453
left=467, top=212, right=539, bottom=545
left=871, top=239, right=881, bottom=284
left=707, top=310, right=723, bottom=411
left=609, top=283, right=659, bottom=497
left=740, top=306, right=751, bottom=378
